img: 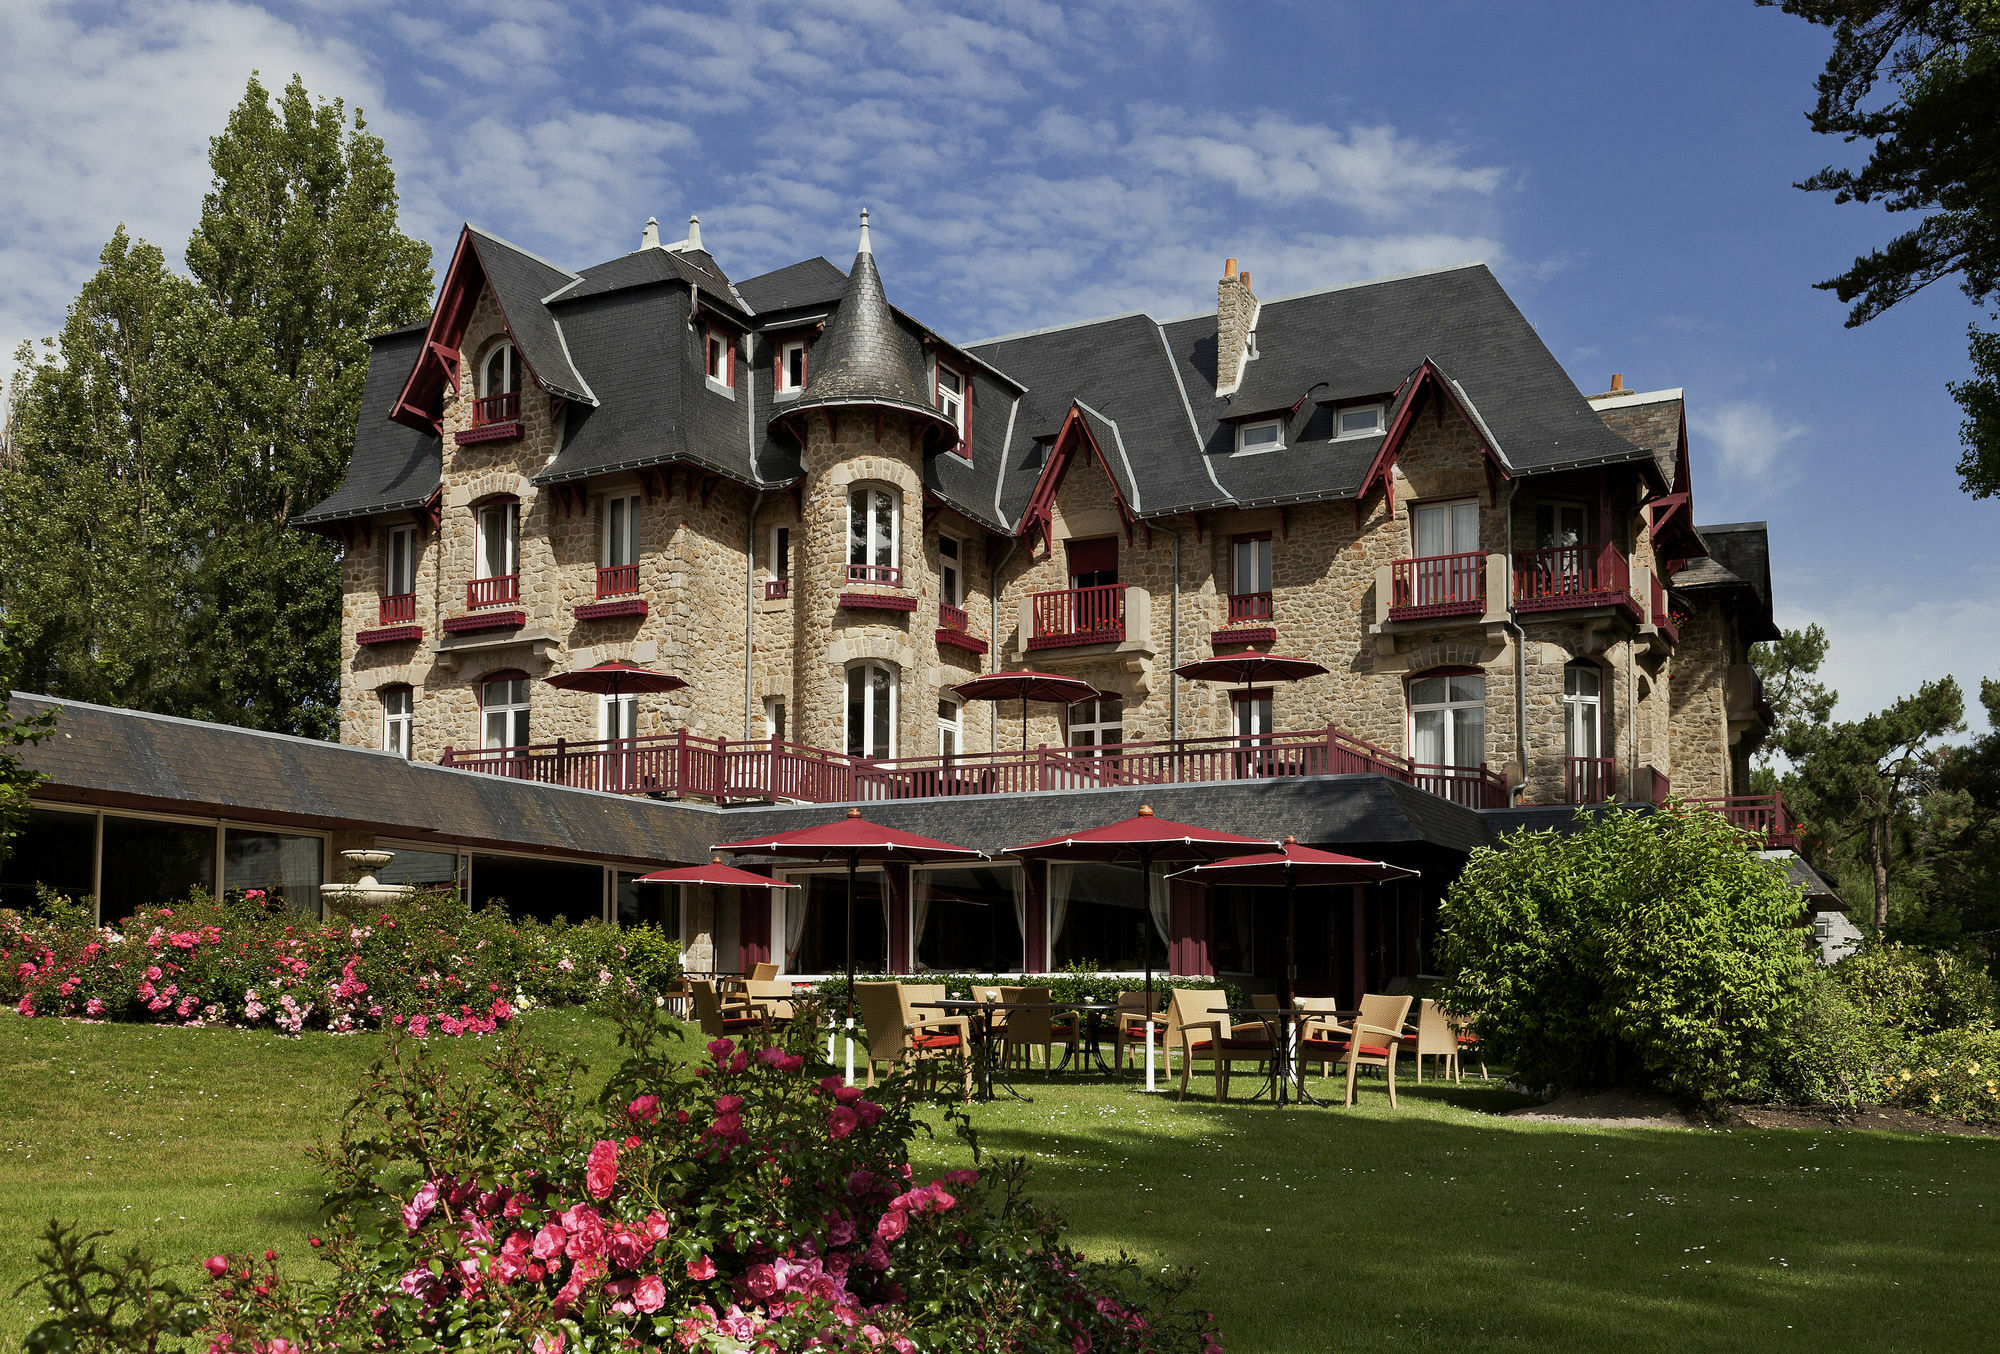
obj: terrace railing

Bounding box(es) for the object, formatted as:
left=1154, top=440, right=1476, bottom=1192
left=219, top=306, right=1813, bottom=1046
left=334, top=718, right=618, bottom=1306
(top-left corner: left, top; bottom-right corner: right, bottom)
left=467, top=573, right=521, bottom=609
left=938, top=603, right=969, bottom=632
left=1227, top=590, right=1273, bottom=624
left=378, top=592, right=416, bottom=625
left=440, top=722, right=1511, bottom=808
left=1565, top=755, right=1616, bottom=805
left=1513, top=545, right=1633, bottom=614
left=471, top=391, right=520, bottom=427
left=1390, top=552, right=1485, bottom=619
left=1028, top=583, right=1126, bottom=650
left=845, top=564, right=903, bottom=587
left=765, top=578, right=790, bottom=600
left=596, top=564, right=640, bottom=598
left=1685, top=791, right=1796, bottom=848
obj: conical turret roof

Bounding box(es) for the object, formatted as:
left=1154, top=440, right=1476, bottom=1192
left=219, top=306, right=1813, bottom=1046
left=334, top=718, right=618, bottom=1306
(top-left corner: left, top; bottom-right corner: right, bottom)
left=779, top=211, right=959, bottom=440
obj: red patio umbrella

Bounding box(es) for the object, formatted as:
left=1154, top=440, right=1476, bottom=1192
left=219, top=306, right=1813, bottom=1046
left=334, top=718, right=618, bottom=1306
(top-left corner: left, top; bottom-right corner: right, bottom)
left=637, top=858, right=802, bottom=890
left=953, top=670, right=1103, bottom=751
left=1004, top=805, right=1278, bottom=1025
left=544, top=659, right=689, bottom=698
left=1173, top=836, right=1416, bottom=1105
left=713, top=808, right=986, bottom=1025
left=1171, top=654, right=1327, bottom=722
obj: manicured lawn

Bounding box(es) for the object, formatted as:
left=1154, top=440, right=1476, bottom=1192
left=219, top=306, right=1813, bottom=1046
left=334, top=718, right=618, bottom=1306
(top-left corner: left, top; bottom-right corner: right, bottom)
left=5, top=1013, right=1998, bottom=1352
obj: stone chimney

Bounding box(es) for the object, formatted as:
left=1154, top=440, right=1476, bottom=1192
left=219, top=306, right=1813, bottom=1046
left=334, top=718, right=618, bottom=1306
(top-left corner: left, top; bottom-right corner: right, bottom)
left=1216, top=257, right=1260, bottom=397
left=641, top=216, right=661, bottom=250
left=686, top=214, right=702, bottom=251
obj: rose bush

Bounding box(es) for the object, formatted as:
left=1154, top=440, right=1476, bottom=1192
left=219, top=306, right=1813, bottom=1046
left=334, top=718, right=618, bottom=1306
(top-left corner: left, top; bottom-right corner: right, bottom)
left=25, top=1001, right=1221, bottom=1352
left=0, top=887, right=674, bottom=1038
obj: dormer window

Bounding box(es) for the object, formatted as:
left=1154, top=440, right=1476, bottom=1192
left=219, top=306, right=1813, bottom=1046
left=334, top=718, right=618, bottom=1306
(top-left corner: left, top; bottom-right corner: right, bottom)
left=1335, top=402, right=1386, bottom=439
left=936, top=364, right=966, bottom=445
left=475, top=343, right=524, bottom=427
left=704, top=326, right=735, bottom=395
left=1235, top=419, right=1283, bottom=456
left=777, top=340, right=806, bottom=395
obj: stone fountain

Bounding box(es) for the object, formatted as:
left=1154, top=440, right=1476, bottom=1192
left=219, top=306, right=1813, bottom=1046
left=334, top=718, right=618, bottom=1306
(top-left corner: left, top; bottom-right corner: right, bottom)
left=320, top=849, right=415, bottom=920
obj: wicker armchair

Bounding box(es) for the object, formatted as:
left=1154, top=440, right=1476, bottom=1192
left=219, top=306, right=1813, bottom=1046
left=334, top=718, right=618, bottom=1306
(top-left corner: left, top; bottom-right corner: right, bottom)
left=854, top=981, right=972, bottom=1098
left=689, top=978, right=774, bottom=1042
left=1112, top=989, right=1170, bottom=1074
left=1169, top=987, right=1278, bottom=1103
left=1407, top=998, right=1461, bottom=1083
left=1298, top=993, right=1413, bottom=1107
left=998, top=986, right=1078, bottom=1071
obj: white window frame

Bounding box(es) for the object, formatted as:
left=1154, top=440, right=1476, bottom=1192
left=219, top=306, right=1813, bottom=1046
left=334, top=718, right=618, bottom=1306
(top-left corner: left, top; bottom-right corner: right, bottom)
left=480, top=342, right=523, bottom=397
left=704, top=327, right=735, bottom=397
left=481, top=676, right=531, bottom=752
left=1334, top=402, right=1386, bottom=439
left=1232, top=690, right=1274, bottom=738
left=383, top=686, right=413, bottom=758
left=603, top=492, right=641, bottom=567
left=1408, top=672, right=1486, bottom=769
left=936, top=363, right=967, bottom=448
left=1564, top=663, right=1603, bottom=760
left=847, top=486, right=900, bottom=573
left=845, top=660, right=898, bottom=759
left=476, top=501, right=518, bottom=579
left=385, top=525, right=417, bottom=597
left=763, top=696, right=787, bottom=743
left=937, top=697, right=963, bottom=762
left=1232, top=533, right=1271, bottom=596
left=938, top=532, right=963, bottom=607
left=1411, top=498, right=1480, bottom=559
left=598, top=692, right=639, bottom=743
left=777, top=340, right=807, bottom=396
left=1233, top=419, right=1283, bottom=456
left=1067, top=696, right=1124, bottom=754
left=768, top=524, right=791, bottom=584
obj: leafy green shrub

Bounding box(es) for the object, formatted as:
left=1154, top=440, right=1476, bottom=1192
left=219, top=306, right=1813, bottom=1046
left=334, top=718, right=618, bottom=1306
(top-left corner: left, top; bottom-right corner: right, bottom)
left=1753, top=968, right=1893, bottom=1109
left=1831, top=943, right=1998, bottom=1035
left=1879, top=1027, right=2000, bottom=1123
left=1435, top=805, right=1816, bottom=1106
left=617, top=923, right=683, bottom=997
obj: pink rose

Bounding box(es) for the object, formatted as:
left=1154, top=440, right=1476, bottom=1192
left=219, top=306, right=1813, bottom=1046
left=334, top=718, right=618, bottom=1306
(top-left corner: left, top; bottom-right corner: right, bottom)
left=641, top=1210, right=672, bottom=1243
left=943, top=1168, right=979, bottom=1188
left=585, top=1140, right=619, bottom=1199
left=205, top=1255, right=229, bottom=1278
left=707, top=1037, right=735, bottom=1061
left=634, top=1273, right=666, bottom=1314
left=401, top=1180, right=440, bottom=1232
left=713, top=1094, right=744, bottom=1114
left=744, top=1262, right=778, bottom=1300
left=532, top=1334, right=564, bottom=1354
left=531, top=1224, right=567, bottom=1262
left=687, top=1254, right=717, bottom=1281
left=626, top=1094, right=660, bottom=1123
left=874, top=1209, right=907, bottom=1242
left=828, top=1106, right=859, bottom=1141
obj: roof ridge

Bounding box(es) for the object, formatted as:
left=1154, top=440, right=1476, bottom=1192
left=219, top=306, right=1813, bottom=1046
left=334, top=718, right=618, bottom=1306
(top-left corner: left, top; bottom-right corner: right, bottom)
left=466, top=225, right=582, bottom=282
left=7, top=690, right=410, bottom=759
left=963, top=309, right=1156, bottom=350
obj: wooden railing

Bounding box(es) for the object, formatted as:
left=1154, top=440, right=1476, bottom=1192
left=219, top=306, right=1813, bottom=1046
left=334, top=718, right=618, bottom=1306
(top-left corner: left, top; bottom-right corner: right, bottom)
left=938, top=603, right=969, bottom=632
left=1652, top=573, right=1679, bottom=644
left=1227, top=591, right=1273, bottom=624
left=440, top=722, right=1511, bottom=809
left=765, top=579, right=790, bottom=600
left=1028, top=584, right=1125, bottom=650
left=378, top=593, right=416, bottom=625
left=1513, top=545, right=1631, bottom=611
left=472, top=391, right=520, bottom=426
left=596, top=564, right=639, bottom=598
left=846, top=564, right=902, bottom=587
left=1565, top=755, right=1616, bottom=804
left=1685, top=792, right=1796, bottom=848
left=1391, top=552, right=1484, bottom=618
left=467, top=574, right=520, bottom=609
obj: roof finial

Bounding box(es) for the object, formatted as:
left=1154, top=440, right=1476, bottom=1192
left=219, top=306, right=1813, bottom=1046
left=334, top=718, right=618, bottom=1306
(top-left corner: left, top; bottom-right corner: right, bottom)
left=687, top=214, right=702, bottom=251
left=857, top=207, right=872, bottom=256
left=641, top=216, right=660, bottom=250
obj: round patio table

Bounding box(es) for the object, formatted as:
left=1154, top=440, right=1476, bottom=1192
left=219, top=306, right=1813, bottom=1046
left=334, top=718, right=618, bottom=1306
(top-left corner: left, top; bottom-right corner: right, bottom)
left=1047, top=1002, right=1116, bottom=1075
left=1218, top=1006, right=1327, bottom=1108
left=910, top=998, right=1028, bottom=1103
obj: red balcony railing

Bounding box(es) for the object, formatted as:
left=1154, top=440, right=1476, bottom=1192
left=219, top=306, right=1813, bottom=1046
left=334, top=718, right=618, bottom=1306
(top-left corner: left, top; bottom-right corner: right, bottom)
left=1513, top=545, right=1635, bottom=615
left=1652, top=573, right=1680, bottom=645
left=765, top=579, right=789, bottom=600
left=938, top=603, right=969, bottom=632
left=1685, top=792, right=1796, bottom=849
left=596, top=564, right=639, bottom=598
left=1390, top=552, right=1484, bottom=620
left=378, top=593, right=416, bottom=625
left=471, top=391, right=520, bottom=427
left=1028, top=584, right=1126, bottom=650
left=846, top=564, right=902, bottom=587
left=1227, top=591, right=1273, bottom=624
left=467, top=574, right=520, bottom=609
left=1565, top=755, right=1616, bottom=804
left=440, top=722, right=1511, bottom=808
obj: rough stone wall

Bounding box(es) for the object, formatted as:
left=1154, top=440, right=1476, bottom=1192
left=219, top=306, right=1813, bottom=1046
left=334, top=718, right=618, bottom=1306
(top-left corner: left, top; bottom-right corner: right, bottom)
left=1669, top=601, right=1731, bottom=798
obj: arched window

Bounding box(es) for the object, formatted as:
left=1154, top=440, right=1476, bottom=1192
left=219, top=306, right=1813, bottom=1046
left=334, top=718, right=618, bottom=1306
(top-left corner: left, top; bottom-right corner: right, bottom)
left=1409, top=670, right=1484, bottom=768
left=845, top=661, right=897, bottom=759
left=382, top=686, right=413, bottom=758
left=847, top=486, right=900, bottom=585
left=481, top=672, right=531, bottom=752
left=481, top=342, right=524, bottom=397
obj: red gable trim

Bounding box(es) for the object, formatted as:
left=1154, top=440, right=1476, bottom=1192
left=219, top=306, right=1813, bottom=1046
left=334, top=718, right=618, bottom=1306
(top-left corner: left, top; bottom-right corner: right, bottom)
left=1354, top=360, right=1511, bottom=527
left=1015, top=405, right=1139, bottom=551
left=391, top=227, right=545, bottom=436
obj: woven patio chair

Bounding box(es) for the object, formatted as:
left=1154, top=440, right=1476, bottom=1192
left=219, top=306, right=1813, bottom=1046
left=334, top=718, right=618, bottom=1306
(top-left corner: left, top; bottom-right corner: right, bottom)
left=748, top=961, right=780, bottom=982
left=1407, top=998, right=1460, bottom=1083
left=741, top=978, right=796, bottom=1022
left=1297, top=993, right=1413, bottom=1107
left=998, top=985, right=1079, bottom=1071
left=1448, top=1009, right=1488, bottom=1079
left=689, top=978, right=773, bottom=1042
left=1293, top=996, right=1346, bottom=1076
left=1169, top=987, right=1278, bottom=1103
left=854, top=981, right=972, bottom=1097
left=1112, top=989, right=1170, bottom=1074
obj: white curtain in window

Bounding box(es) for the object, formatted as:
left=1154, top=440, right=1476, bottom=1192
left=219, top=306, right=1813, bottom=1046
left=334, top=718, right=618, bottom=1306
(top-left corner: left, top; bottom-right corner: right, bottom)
left=1046, top=863, right=1075, bottom=960
left=784, top=886, right=810, bottom=970
left=909, top=869, right=932, bottom=968
left=1147, top=865, right=1171, bottom=945
left=1007, top=865, right=1027, bottom=963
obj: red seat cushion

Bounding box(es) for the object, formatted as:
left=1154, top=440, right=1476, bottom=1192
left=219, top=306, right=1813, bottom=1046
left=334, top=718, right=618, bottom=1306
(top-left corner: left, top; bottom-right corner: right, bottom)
left=911, top=1032, right=962, bottom=1050
left=1301, top=1040, right=1392, bottom=1059
left=719, top=1017, right=763, bottom=1030
left=1185, top=1038, right=1276, bottom=1054
left=1456, top=1033, right=1481, bottom=1045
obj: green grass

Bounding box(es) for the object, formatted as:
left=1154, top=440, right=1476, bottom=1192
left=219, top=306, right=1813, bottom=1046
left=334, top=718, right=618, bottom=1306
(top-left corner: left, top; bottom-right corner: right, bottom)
left=5, top=1014, right=1999, bottom=1353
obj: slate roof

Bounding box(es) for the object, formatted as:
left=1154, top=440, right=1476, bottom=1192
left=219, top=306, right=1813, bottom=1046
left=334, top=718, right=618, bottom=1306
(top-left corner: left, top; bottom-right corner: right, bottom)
left=736, top=257, right=848, bottom=316
left=292, top=325, right=441, bottom=526
left=1680, top=521, right=1779, bottom=641
left=468, top=228, right=596, bottom=405
left=785, top=244, right=957, bottom=439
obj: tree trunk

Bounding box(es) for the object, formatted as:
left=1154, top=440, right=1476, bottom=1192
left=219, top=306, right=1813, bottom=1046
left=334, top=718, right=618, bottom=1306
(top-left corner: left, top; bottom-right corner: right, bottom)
left=1870, top=814, right=1892, bottom=930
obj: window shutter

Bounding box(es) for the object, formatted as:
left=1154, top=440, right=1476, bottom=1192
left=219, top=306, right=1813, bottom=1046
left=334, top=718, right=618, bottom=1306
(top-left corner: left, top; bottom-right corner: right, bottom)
left=1065, top=537, right=1118, bottom=577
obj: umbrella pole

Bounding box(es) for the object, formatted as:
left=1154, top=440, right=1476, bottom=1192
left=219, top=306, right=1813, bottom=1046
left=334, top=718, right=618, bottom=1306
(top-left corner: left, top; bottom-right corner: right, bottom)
left=1142, top=848, right=1157, bottom=1094
left=1283, top=873, right=1297, bottom=1106
left=844, top=854, right=858, bottom=1086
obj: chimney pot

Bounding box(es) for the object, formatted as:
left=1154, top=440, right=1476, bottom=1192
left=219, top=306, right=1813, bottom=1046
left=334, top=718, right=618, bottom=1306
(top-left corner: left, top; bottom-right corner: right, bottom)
left=687, top=214, right=702, bottom=251
left=1610, top=373, right=1624, bottom=392
left=1239, top=270, right=1250, bottom=291
left=641, top=216, right=660, bottom=250
left=1224, top=257, right=1238, bottom=279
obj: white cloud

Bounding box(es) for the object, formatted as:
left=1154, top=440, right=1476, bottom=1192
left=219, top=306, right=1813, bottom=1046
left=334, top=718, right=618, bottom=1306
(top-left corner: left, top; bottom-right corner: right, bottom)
left=1691, top=399, right=1809, bottom=488
left=1779, top=588, right=2000, bottom=735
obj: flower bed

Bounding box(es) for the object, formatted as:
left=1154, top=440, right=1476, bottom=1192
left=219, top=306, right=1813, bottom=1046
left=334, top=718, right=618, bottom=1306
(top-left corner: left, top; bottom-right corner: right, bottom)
left=0, top=889, right=678, bottom=1037
left=24, top=1003, right=1222, bottom=1352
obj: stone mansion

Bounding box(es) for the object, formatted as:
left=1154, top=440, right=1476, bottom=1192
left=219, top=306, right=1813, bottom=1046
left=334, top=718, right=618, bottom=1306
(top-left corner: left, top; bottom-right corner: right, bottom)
left=296, top=212, right=1780, bottom=813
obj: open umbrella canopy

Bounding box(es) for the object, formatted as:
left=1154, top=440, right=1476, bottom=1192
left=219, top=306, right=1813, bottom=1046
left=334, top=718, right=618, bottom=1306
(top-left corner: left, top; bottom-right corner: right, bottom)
left=953, top=670, right=1105, bottom=751
left=543, top=660, right=689, bottom=697
left=637, top=857, right=801, bottom=889
left=713, top=807, right=986, bottom=863
left=1171, top=654, right=1329, bottom=687
left=1003, top=805, right=1277, bottom=864
left=1168, top=837, right=1417, bottom=888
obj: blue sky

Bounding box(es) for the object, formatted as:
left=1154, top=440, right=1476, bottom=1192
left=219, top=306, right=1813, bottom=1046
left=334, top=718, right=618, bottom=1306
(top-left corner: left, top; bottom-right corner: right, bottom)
left=3, top=0, right=1993, bottom=729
